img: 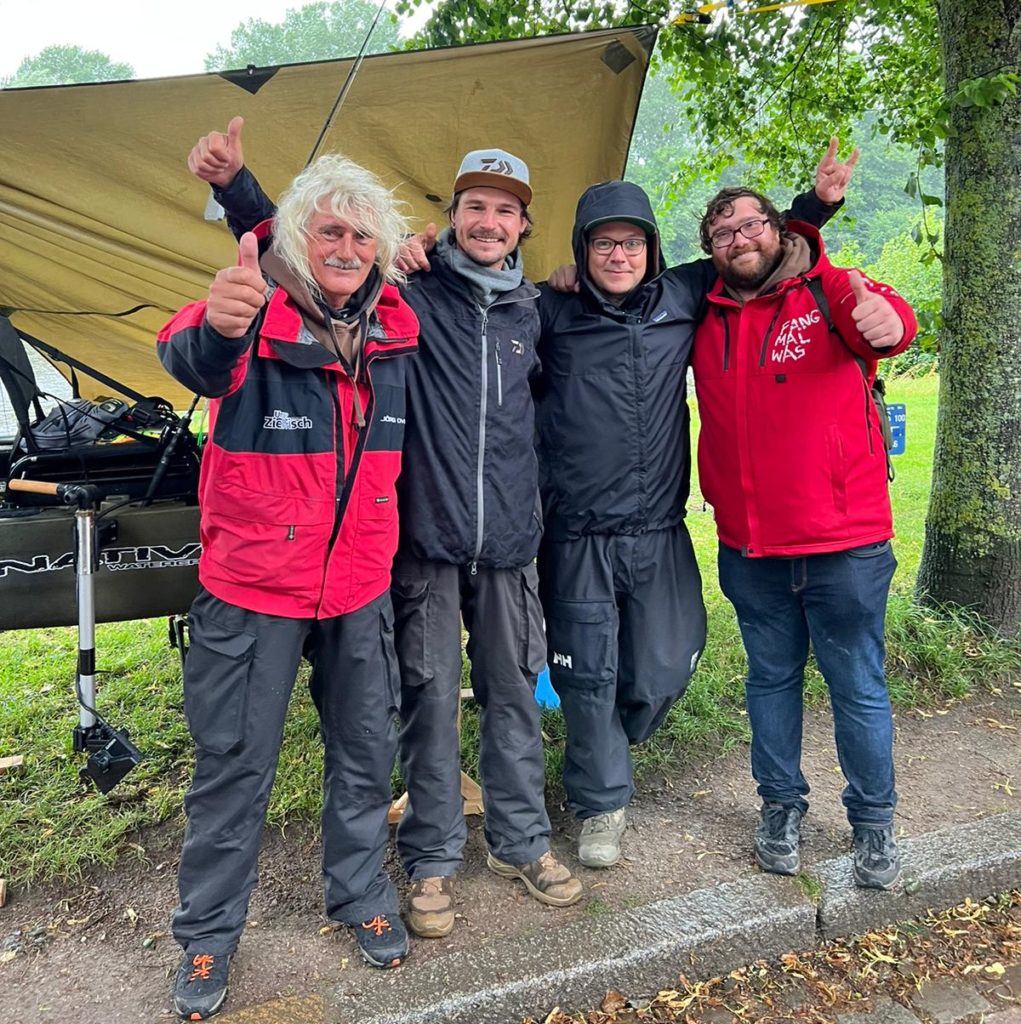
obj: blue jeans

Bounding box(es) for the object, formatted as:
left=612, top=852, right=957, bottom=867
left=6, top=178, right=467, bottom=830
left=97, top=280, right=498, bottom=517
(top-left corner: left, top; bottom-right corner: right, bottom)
left=718, top=541, right=897, bottom=828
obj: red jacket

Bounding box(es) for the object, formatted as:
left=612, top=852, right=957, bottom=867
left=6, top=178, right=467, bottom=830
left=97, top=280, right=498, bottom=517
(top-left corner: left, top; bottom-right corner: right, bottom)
left=158, top=279, right=419, bottom=617
left=691, top=223, right=916, bottom=557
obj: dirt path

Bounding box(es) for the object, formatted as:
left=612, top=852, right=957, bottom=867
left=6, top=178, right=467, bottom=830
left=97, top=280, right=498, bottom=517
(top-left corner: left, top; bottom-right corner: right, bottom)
left=3, top=687, right=1019, bottom=1024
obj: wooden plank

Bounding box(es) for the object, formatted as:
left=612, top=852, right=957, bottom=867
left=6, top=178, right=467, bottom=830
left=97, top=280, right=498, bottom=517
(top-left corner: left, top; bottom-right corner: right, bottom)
left=0, top=756, right=23, bottom=775
left=0, top=879, right=7, bottom=908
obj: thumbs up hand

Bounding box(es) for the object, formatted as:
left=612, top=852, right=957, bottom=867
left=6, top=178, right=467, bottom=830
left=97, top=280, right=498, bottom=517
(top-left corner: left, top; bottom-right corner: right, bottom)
left=396, top=222, right=439, bottom=273
left=206, top=232, right=268, bottom=338
left=848, top=270, right=904, bottom=349
left=188, top=115, right=246, bottom=187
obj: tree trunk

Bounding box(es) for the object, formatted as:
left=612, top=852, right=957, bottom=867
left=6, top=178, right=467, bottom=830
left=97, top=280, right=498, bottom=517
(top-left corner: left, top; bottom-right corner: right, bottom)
left=917, top=1, right=1021, bottom=634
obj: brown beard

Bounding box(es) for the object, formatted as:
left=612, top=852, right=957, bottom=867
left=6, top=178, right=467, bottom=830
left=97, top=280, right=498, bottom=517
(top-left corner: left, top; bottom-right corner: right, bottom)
left=719, top=247, right=784, bottom=293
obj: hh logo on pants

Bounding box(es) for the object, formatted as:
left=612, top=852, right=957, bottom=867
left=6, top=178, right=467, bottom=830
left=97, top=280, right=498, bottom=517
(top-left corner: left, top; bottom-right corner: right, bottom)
left=553, top=651, right=573, bottom=670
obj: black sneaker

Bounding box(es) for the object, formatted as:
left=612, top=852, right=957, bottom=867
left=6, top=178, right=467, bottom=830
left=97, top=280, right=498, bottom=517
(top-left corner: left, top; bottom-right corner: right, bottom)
left=754, top=802, right=803, bottom=875
left=852, top=825, right=901, bottom=889
left=173, top=951, right=230, bottom=1020
left=353, top=913, right=408, bottom=969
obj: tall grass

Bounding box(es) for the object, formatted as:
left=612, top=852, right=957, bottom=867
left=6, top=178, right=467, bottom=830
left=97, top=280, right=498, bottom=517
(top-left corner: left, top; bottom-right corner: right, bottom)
left=1, top=374, right=1017, bottom=883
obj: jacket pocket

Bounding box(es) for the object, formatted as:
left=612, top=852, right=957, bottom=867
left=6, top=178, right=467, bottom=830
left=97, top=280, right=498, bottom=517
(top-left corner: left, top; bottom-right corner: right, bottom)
left=391, top=575, right=433, bottom=688
left=380, top=599, right=401, bottom=718
left=518, top=562, right=547, bottom=679
left=543, top=598, right=616, bottom=691
left=826, top=426, right=848, bottom=515
left=183, top=604, right=257, bottom=754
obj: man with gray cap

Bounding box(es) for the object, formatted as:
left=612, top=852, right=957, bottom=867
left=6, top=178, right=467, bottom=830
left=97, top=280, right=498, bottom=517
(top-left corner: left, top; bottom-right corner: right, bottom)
left=187, top=120, right=581, bottom=941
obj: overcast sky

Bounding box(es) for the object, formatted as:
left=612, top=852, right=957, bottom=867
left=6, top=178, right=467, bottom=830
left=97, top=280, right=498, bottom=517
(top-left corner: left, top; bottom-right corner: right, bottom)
left=0, top=0, right=417, bottom=81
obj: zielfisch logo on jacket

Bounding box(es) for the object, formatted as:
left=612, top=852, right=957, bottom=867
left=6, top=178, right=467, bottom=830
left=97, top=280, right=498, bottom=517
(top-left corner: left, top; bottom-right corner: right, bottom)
left=263, top=409, right=312, bottom=430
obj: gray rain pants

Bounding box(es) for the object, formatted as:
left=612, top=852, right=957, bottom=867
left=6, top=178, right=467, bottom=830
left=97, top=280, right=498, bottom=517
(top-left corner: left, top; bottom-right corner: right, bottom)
left=390, top=555, right=550, bottom=879
left=538, top=524, right=706, bottom=819
left=172, top=588, right=400, bottom=956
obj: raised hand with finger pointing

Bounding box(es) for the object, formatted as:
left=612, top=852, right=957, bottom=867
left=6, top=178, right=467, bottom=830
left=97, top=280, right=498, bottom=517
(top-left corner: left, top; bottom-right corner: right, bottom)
left=815, top=136, right=860, bottom=205
left=847, top=270, right=904, bottom=349
left=206, top=231, right=267, bottom=338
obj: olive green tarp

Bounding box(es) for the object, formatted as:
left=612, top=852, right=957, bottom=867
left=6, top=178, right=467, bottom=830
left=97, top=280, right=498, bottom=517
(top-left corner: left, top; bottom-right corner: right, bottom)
left=0, top=28, right=655, bottom=404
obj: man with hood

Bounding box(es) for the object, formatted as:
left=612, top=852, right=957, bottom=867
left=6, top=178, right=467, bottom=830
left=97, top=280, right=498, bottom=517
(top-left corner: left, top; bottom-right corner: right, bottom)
left=186, top=119, right=582, bottom=946
left=538, top=144, right=855, bottom=869
left=693, top=187, right=915, bottom=889
left=158, top=154, right=419, bottom=1019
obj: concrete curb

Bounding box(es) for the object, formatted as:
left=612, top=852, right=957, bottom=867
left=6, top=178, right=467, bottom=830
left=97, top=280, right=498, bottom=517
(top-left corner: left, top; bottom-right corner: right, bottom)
left=220, top=810, right=1021, bottom=1023
left=814, top=809, right=1021, bottom=940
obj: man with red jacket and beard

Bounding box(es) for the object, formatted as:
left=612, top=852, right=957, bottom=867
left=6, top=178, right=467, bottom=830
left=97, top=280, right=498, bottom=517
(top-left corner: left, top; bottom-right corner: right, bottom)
left=692, top=187, right=916, bottom=890
left=158, top=154, right=419, bottom=1020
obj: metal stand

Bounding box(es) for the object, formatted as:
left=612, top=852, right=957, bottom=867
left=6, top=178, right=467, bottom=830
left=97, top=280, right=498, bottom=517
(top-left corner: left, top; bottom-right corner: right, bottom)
left=7, top=478, right=143, bottom=792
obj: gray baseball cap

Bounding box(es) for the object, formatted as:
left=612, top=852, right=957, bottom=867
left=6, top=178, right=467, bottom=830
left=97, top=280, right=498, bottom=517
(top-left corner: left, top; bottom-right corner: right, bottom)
left=453, top=148, right=532, bottom=206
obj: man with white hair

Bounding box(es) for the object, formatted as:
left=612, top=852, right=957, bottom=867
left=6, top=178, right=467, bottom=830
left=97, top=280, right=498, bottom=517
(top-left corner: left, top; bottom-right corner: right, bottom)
left=186, top=120, right=581, bottom=948
left=158, top=154, right=420, bottom=1019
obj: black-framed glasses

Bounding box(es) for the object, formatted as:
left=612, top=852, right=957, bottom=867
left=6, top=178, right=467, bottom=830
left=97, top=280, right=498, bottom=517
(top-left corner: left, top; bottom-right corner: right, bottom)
left=589, top=237, right=647, bottom=255
left=709, top=218, right=772, bottom=249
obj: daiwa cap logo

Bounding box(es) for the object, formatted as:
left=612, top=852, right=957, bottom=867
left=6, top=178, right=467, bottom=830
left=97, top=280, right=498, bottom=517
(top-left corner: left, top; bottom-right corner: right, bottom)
left=480, top=157, right=515, bottom=176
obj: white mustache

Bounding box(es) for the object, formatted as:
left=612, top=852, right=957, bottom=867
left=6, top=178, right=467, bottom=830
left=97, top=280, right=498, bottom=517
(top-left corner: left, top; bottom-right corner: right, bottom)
left=323, top=256, right=364, bottom=270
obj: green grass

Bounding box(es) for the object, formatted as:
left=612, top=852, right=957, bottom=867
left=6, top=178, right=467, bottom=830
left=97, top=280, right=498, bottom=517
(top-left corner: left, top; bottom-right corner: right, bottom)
left=2, top=372, right=1019, bottom=884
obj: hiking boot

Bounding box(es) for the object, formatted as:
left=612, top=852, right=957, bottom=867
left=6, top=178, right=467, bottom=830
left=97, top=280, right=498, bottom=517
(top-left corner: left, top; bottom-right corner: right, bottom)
left=173, top=951, right=230, bottom=1020
left=754, top=802, right=803, bottom=876
left=852, top=825, right=902, bottom=890
left=407, top=875, right=455, bottom=938
left=353, top=913, right=408, bottom=969
left=578, top=808, right=627, bottom=868
left=486, top=849, right=583, bottom=906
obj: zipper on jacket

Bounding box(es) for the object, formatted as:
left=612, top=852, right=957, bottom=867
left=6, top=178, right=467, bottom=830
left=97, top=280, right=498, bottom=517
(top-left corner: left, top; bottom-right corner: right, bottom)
left=287, top=525, right=296, bottom=541
left=719, top=307, right=731, bottom=371
left=758, top=305, right=785, bottom=367
left=474, top=305, right=489, bottom=565
left=861, top=376, right=875, bottom=455
left=469, top=289, right=536, bottom=567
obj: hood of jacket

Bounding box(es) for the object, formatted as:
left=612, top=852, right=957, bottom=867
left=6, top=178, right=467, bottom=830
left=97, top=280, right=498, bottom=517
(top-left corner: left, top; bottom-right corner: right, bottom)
left=571, top=180, right=665, bottom=308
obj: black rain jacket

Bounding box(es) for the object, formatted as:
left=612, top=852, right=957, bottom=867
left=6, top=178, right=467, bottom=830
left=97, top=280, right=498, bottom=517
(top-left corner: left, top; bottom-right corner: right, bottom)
left=535, top=181, right=837, bottom=541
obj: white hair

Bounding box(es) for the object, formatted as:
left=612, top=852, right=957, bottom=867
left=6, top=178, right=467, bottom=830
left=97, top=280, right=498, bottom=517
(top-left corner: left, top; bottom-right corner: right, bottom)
left=273, top=153, right=409, bottom=297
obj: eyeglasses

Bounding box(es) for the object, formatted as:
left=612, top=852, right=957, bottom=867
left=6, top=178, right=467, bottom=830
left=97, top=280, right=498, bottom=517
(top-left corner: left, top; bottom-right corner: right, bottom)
left=709, top=218, right=773, bottom=249
left=589, top=237, right=647, bottom=255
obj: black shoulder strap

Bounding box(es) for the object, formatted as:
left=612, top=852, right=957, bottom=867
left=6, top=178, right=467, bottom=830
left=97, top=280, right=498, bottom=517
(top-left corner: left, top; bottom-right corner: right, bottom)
left=804, top=275, right=869, bottom=383
left=804, top=275, right=894, bottom=481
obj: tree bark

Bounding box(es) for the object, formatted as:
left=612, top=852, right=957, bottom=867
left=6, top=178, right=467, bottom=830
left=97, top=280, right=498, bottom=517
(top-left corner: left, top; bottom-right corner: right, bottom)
left=917, top=1, right=1021, bottom=635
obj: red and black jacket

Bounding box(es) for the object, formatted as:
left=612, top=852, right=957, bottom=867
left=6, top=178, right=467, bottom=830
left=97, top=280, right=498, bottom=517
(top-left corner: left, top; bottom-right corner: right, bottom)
left=692, top=222, right=916, bottom=558
left=157, top=258, right=419, bottom=618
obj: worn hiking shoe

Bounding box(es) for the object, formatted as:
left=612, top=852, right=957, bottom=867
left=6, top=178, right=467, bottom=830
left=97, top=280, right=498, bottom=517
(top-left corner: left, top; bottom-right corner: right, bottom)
left=754, top=802, right=803, bottom=876
left=486, top=849, right=583, bottom=906
left=852, top=825, right=902, bottom=890
left=578, top=808, right=627, bottom=868
left=173, top=951, right=230, bottom=1020
left=353, top=913, right=408, bottom=969
left=407, top=875, right=455, bottom=938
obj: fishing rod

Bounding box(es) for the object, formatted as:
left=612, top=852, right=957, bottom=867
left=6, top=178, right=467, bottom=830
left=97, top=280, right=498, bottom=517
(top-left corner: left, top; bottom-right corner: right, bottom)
left=305, top=0, right=391, bottom=167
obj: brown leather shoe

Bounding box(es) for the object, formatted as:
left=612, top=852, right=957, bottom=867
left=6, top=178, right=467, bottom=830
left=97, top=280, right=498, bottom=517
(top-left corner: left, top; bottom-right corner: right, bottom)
left=486, top=850, right=583, bottom=907
left=407, top=875, right=455, bottom=938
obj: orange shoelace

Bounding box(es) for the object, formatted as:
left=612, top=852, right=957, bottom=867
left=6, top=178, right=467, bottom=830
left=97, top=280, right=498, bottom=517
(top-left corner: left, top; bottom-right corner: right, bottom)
left=361, top=915, right=392, bottom=937
left=189, top=954, right=215, bottom=981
